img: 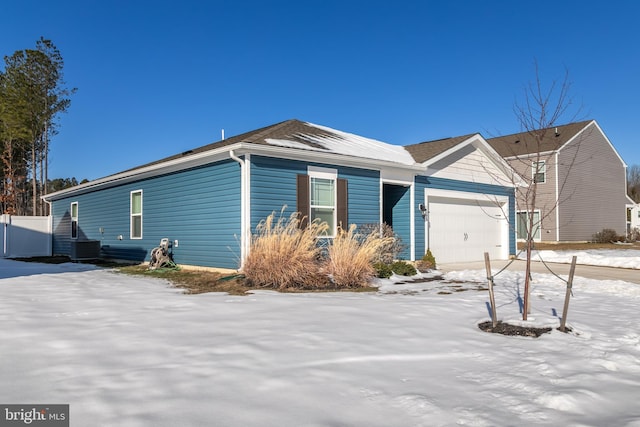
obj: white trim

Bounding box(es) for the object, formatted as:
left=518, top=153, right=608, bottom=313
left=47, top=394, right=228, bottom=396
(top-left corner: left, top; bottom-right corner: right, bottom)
left=307, top=165, right=337, bottom=180
left=425, top=188, right=509, bottom=203
left=130, top=189, right=143, bottom=240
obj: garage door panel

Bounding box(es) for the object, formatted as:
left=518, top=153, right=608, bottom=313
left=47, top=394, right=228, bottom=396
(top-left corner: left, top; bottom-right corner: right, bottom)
left=428, top=197, right=506, bottom=263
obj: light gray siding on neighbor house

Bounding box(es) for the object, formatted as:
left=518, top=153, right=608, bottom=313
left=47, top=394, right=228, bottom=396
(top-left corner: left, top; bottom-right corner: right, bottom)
left=51, top=160, right=241, bottom=269
left=557, top=124, right=628, bottom=240
left=508, top=152, right=558, bottom=242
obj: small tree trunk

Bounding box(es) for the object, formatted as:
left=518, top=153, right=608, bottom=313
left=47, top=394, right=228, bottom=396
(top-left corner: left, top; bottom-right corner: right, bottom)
left=523, top=238, right=532, bottom=320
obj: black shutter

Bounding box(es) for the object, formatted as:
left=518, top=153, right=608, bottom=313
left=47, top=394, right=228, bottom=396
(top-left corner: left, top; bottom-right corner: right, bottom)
left=296, top=174, right=310, bottom=229
left=337, top=178, right=348, bottom=231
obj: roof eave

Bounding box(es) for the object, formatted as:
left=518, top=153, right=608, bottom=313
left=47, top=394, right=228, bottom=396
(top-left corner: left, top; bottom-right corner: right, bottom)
left=43, top=142, right=423, bottom=201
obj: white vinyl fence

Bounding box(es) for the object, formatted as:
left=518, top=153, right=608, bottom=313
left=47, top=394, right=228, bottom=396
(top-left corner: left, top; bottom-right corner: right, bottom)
left=1, top=215, right=51, bottom=258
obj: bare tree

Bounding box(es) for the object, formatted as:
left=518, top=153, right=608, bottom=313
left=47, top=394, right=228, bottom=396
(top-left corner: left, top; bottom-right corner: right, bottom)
left=508, top=61, right=582, bottom=320
left=628, top=164, right=640, bottom=203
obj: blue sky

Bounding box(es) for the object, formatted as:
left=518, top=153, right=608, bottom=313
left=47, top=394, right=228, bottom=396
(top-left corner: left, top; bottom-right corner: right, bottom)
left=2, top=1, right=639, bottom=181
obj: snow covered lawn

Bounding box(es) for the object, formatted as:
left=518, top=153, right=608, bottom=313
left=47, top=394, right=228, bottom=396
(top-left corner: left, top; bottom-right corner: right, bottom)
left=521, top=249, right=640, bottom=269
left=1, top=257, right=640, bottom=426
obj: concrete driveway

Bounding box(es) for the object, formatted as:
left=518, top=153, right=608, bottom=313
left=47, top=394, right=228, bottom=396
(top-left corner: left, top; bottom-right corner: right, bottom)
left=438, top=259, right=640, bottom=285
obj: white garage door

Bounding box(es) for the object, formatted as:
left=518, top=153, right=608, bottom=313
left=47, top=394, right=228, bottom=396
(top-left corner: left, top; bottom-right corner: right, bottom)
left=427, top=195, right=507, bottom=263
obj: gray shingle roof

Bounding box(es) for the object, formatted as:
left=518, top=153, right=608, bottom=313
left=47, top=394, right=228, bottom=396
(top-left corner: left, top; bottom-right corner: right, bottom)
left=124, top=119, right=326, bottom=171
left=486, top=120, right=593, bottom=157
left=404, top=133, right=479, bottom=163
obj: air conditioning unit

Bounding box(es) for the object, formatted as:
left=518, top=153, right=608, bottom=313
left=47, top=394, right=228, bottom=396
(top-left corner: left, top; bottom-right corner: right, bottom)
left=70, top=240, right=101, bottom=261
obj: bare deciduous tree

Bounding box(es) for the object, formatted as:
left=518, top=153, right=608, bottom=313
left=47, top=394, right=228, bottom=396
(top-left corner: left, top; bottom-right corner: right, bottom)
left=508, top=61, right=582, bottom=320
left=628, top=164, right=640, bottom=203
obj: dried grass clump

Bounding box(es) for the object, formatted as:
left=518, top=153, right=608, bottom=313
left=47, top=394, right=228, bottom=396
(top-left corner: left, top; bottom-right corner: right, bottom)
left=242, top=210, right=328, bottom=290
left=325, top=224, right=395, bottom=288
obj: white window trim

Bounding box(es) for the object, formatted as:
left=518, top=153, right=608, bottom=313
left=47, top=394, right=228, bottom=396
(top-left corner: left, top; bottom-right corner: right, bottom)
left=70, top=202, right=78, bottom=240
left=532, top=160, right=546, bottom=184
left=516, top=209, right=541, bottom=242
left=308, top=166, right=337, bottom=238
left=130, top=190, right=143, bottom=240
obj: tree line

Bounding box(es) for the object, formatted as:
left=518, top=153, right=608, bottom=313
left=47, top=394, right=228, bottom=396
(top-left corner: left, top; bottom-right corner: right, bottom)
left=0, top=37, right=76, bottom=215
left=629, top=165, right=640, bottom=203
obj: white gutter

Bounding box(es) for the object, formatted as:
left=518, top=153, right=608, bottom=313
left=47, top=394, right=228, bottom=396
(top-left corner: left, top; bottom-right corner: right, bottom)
left=229, top=150, right=248, bottom=269
left=44, top=142, right=425, bottom=202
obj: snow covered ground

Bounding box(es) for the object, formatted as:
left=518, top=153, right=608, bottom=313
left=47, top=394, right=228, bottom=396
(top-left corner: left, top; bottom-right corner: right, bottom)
left=520, top=249, right=640, bottom=269
left=1, top=251, right=639, bottom=427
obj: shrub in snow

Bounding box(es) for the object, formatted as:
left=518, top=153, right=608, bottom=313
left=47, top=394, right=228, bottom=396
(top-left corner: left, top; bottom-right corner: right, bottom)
left=592, top=228, right=619, bottom=243
left=358, top=223, right=407, bottom=264
left=373, top=262, right=393, bottom=279
left=390, top=261, right=417, bottom=276
left=324, top=224, right=395, bottom=288
left=243, top=210, right=328, bottom=290
left=417, top=249, right=436, bottom=271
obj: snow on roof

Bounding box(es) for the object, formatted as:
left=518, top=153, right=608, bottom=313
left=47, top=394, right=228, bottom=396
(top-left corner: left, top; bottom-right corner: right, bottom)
left=265, top=121, right=416, bottom=166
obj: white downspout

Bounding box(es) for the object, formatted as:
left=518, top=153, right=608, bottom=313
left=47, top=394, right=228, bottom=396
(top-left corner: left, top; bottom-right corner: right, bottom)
left=229, top=150, right=247, bottom=269
left=2, top=214, right=8, bottom=257
left=410, top=182, right=415, bottom=261
left=42, top=199, right=53, bottom=256
left=555, top=152, right=560, bottom=241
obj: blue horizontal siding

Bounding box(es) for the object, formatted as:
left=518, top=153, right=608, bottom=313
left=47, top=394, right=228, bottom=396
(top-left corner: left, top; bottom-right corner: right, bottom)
left=51, top=160, right=241, bottom=269
left=249, top=155, right=381, bottom=230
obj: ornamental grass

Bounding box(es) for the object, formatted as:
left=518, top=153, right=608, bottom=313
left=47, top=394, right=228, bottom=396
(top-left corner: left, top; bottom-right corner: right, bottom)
left=324, top=224, right=395, bottom=288
left=242, top=209, right=328, bottom=290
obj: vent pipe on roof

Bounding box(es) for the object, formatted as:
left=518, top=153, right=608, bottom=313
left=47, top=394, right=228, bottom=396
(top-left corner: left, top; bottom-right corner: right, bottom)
left=222, top=129, right=225, bottom=140
left=554, top=127, right=559, bottom=137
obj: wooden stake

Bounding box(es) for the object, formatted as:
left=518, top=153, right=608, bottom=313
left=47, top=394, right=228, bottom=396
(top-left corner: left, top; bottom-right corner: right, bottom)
left=484, top=252, right=498, bottom=328
left=560, top=256, right=577, bottom=332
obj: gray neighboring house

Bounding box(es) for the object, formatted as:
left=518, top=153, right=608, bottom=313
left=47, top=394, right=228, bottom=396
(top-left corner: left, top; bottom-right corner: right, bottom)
left=486, top=120, right=634, bottom=242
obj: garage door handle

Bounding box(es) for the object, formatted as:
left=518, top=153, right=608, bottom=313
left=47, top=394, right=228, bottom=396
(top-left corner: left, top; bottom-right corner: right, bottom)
left=464, top=232, right=468, bottom=241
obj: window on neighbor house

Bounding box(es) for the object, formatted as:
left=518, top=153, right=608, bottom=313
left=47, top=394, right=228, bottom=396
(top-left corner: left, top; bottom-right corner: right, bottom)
left=130, top=190, right=143, bottom=239
left=70, top=202, right=78, bottom=239
left=516, top=211, right=541, bottom=241
left=532, top=161, right=546, bottom=184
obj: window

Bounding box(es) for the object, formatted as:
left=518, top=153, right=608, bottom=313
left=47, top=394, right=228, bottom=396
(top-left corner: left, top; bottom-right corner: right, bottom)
left=130, top=190, right=143, bottom=239
left=516, top=211, right=541, bottom=241
left=70, top=202, right=78, bottom=239
left=532, top=161, right=546, bottom=183
left=310, top=177, right=336, bottom=235
left=297, top=167, right=347, bottom=237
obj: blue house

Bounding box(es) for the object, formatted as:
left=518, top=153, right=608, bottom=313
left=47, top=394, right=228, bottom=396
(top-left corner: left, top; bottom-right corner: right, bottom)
left=43, top=120, right=517, bottom=269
